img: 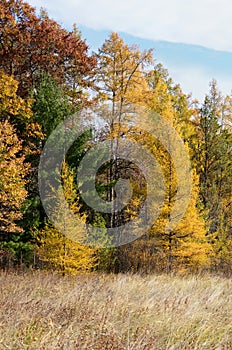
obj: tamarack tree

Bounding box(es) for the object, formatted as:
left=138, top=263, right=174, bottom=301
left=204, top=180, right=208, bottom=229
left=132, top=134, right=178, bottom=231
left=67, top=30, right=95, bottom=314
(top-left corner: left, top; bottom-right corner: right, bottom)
left=37, top=163, right=97, bottom=275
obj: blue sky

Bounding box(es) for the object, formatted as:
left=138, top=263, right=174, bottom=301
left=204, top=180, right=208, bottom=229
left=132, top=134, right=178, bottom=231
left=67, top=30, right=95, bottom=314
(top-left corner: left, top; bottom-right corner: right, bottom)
left=27, top=0, right=232, bottom=101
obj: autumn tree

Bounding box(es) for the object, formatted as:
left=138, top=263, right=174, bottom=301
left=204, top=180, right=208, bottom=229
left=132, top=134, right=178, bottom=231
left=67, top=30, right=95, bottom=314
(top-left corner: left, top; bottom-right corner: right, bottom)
left=115, top=67, right=211, bottom=273
left=93, top=33, right=153, bottom=231
left=95, top=32, right=153, bottom=115
left=37, top=162, right=96, bottom=275
left=120, top=129, right=210, bottom=272
left=0, top=0, right=97, bottom=263
left=0, top=73, right=43, bottom=260
left=146, top=67, right=212, bottom=272
left=91, top=36, right=210, bottom=272
left=0, top=0, right=96, bottom=102
left=0, top=118, right=32, bottom=266
left=0, top=73, right=42, bottom=164
left=0, top=72, right=42, bottom=256
left=0, top=120, right=28, bottom=235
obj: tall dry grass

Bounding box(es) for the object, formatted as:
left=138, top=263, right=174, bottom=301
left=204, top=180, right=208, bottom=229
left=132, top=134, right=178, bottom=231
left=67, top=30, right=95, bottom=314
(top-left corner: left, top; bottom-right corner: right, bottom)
left=0, top=271, right=231, bottom=349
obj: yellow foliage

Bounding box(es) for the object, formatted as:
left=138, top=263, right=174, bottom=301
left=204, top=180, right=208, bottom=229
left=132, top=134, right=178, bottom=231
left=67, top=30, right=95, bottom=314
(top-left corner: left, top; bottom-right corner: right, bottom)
left=37, top=162, right=97, bottom=275
left=0, top=73, right=43, bottom=155
left=0, top=74, right=32, bottom=120
left=0, top=120, right=28, bottom=233
left=38, top=224, right=96, bottom=275
left=95, top=32, right=153, bottom=116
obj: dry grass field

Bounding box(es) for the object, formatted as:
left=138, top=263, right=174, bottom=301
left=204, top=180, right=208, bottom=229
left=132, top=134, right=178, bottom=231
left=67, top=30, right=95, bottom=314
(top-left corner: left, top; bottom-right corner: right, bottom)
left=0, top=271, right=231, bottom=349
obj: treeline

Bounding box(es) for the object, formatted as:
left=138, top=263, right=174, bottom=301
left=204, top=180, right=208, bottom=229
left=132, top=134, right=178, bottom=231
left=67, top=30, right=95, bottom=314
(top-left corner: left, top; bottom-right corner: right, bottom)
left=0, top=0, right=231, bottom=275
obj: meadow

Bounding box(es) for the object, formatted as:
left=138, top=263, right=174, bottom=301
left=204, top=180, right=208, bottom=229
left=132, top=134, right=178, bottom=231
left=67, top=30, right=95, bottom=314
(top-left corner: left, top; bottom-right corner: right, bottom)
left=0, top=271, right=231, bottom=349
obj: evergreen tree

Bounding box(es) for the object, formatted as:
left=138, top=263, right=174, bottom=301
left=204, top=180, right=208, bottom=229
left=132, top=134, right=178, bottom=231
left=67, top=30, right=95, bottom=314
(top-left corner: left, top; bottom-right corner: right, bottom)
left=191, top=81, right=232, bottom=272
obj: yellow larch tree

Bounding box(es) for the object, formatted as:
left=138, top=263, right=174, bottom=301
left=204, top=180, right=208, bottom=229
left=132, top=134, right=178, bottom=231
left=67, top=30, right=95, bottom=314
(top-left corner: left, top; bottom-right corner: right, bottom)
left=37, top=162, right=97, bottom=275
left=116, top=69, right=211, bottom=273
left=145, top=70, right=211, bottom=272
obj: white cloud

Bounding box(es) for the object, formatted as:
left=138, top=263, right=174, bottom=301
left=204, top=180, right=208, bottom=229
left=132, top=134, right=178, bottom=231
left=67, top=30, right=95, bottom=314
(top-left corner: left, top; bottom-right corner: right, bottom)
left=29, top=0, right=232, bottom=52
left=168, top=65, right=232, bottom=101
